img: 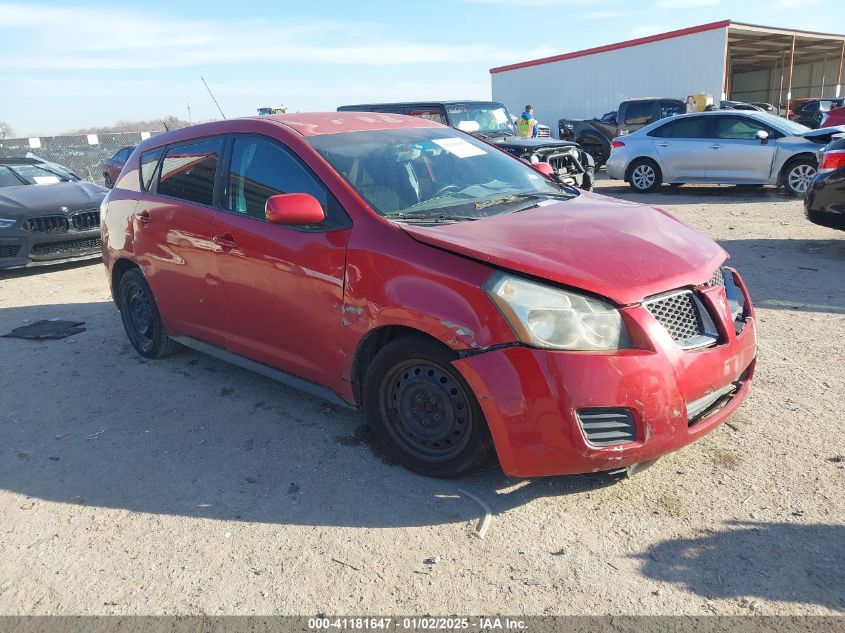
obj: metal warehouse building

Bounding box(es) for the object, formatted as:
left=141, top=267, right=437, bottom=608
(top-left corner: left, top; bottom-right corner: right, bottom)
left=490, top=20, right=845, bottom=130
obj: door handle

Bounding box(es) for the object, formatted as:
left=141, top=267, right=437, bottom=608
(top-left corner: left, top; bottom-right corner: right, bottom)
left=709, top=144, right=723, bottom=149
left=135, top=210, right=152, bottom=225
left=658, top=142, right=671, bottom=147
left=213, top=234, right=238, bottom=251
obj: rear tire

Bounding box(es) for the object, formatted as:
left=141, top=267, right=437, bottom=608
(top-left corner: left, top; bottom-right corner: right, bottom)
left=628, top=158, right=662, bottom=193
left=117, top=269, right=182, bottom=358
left=363, top=336, right=494, bottom=478
left=781, top=158, right=817, bottom=197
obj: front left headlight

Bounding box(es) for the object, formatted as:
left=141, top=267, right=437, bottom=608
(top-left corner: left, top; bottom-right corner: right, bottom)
left=0, top=218, right=17, bottom=229
left=485, top=272, right=631, bottom=351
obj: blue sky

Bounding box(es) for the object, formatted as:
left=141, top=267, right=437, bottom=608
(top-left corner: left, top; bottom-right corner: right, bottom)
left=1, top=0, right=843, bottom=136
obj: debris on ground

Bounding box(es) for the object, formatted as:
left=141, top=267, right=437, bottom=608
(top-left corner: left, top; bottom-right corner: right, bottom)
left=457, top=488, right=492, bottom=540
left=424, top=556, right=441, bottom=565
left=2, top=319, right=85, bottom=340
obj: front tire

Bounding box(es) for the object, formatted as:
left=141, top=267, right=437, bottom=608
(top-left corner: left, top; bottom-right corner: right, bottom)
left=628, top=158, right=662, bottom=193
left=782, top=158, right=817, bottom=197
left=117, top=269, right=182, bottom=358
left=363, top=336, right=493, bottom=478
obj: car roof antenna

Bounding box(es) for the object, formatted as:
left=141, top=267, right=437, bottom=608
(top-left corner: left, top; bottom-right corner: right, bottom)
left=201, top=76, right=227, bottom=120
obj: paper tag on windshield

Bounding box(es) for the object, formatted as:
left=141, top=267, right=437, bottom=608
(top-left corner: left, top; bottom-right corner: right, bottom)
left=432, top=137, right=486, bottom=158
left=33, top=176, right=60, bottom=185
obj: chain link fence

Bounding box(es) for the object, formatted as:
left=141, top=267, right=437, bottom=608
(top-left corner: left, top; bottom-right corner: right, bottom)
left=0, top=131, right=161, bottom=187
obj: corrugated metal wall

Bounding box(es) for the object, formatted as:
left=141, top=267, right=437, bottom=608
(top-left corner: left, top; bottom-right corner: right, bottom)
left=491, top=27, right=727, bottom=135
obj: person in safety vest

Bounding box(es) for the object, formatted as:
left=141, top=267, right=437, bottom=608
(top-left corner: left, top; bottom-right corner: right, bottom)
left=517, top=105, right=538, bottom=138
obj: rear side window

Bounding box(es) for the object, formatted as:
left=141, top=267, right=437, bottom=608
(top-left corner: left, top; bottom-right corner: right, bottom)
left=139, top=148, right=164, bottom=191
left=409, top=109, right=447, bottom=124
left=654, top=117, right=709, bottom=139
left=157, top=138, right=223, bottom=206
left=624, top=102, right=653, bottom=126
left=660, top=101, right=685, bottom=119
left=227, top=137, right=327, bottom=220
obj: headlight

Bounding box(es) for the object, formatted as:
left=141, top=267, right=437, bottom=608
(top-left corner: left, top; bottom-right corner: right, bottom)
left=0, top=218, right=17, bottom=229
left=485, top=272, right=631, bottom=351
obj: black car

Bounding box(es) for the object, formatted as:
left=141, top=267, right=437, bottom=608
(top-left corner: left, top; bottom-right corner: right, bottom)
left=338, top=101, right=594, bottom=190
left=805, top=135, right=845, bottom=230
left=792, top=99, right=845, bottom=129
left=0, top=157, right=107, bottom=269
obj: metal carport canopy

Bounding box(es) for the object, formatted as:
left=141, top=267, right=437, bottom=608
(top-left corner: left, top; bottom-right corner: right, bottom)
left=727, top=22, right=845, bottom=99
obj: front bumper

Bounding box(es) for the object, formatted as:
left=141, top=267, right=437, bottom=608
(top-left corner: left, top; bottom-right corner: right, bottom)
left=0, top=228, right=102, bottom=269
left=453, top=273, right=757, bottom=477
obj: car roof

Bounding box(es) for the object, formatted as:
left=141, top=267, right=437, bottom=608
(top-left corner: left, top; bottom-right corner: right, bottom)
left=134, top=113, right=443, bottom=152
left=340, top=100, right=504, bottom=109
left=0, top=157, right=46, bottom=165
left=262, top=112, right=443, bottom=136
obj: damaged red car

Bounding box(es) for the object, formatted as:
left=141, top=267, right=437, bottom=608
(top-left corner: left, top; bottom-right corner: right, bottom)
left=101, top=113, right=757, bottom=478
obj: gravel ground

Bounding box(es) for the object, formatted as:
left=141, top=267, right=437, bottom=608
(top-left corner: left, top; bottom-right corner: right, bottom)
left=0, top=177, right=843, bottom=616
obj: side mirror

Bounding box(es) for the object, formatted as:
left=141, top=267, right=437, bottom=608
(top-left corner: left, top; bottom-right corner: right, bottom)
left=756, top=130, right=770, bottom=144
left=531, top=162, right=555, bottom=179
left=265, top=193, right=325, bottom=225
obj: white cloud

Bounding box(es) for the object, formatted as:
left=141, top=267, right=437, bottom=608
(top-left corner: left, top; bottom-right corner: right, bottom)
left=0, top=2, right=556, bottom=71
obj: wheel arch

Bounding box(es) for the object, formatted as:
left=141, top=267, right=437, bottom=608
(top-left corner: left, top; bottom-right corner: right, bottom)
left=625, top=156, right=661, bottom=183
left=778, top=152, right=817, bottom=184
left=110, top=257, right=141, bottom=308
left=351, top=325, right=456, bottom=408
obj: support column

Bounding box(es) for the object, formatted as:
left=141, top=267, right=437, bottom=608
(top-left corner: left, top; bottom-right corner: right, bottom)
left=786, top=34, right=796, bottom=108
left=837, top=40, right=844, bottom=98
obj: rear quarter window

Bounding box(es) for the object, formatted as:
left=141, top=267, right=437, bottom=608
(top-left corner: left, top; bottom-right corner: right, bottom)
left=139, top=148, right=164, bottom=191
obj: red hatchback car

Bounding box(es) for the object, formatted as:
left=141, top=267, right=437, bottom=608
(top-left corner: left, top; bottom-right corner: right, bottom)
left=102, top=145, right=135, bottom=188
left=101, top=113, right=757, bottom=478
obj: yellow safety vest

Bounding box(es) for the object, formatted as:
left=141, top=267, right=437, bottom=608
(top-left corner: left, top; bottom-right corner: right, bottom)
left=517, top=117, right=536, bottom=138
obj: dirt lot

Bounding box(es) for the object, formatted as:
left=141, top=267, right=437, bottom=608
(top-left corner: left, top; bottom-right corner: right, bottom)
left=1, top=177, right=843, bottom=616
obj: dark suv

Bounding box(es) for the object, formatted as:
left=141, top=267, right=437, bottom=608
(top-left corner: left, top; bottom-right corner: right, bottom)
left=792, top=99, right=845, bottom=129
left=338, top=101, right=594, bottom=190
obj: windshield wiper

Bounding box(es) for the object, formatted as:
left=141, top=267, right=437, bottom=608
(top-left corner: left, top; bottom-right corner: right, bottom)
left=386, top=212, right=480, bottom=223
left=474, top=193, right=538, bottom=210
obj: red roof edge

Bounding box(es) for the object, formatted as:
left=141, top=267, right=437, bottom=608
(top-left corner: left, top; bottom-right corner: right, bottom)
left=489, top=20, right=732, bottom=74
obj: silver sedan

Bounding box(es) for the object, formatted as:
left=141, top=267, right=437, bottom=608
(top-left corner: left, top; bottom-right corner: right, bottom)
left=605, top=111, right=845, bottom=196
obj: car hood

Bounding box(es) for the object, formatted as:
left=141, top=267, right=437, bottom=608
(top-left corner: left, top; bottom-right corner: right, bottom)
left=399, top=191, right=726, bottom=305
left=0, top=181, right=108, bottom=219
left=484, top=136, right=581, bottom=151
left=794, top=125, right=845, bottom=142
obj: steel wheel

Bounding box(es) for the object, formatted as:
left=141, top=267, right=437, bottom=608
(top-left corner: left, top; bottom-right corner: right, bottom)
left=379, top=360, right=474, bottom=462
left=117, top=269, right=181, bottom=358
left=786, top=162, right=816, bottom=195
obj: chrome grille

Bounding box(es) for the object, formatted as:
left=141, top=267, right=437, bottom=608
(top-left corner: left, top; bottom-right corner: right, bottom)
left=645, top=291, right=702, bottom=342
left=21, top=215, right=69, bottom=233
left=708, top=267, right=725, bottom=288
left=71, top=210, right=100, bottom=231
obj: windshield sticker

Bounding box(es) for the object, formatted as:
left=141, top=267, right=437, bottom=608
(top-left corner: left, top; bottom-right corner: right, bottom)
left=33, top=176, right=60, bottom=185
left=432, top=137, right=486, bottom=158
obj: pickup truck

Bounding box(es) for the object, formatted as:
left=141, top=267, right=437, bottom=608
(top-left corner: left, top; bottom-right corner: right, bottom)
left=339, top=100, right=594, bottom=190
left=559, top=98, right=686, bottom=168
